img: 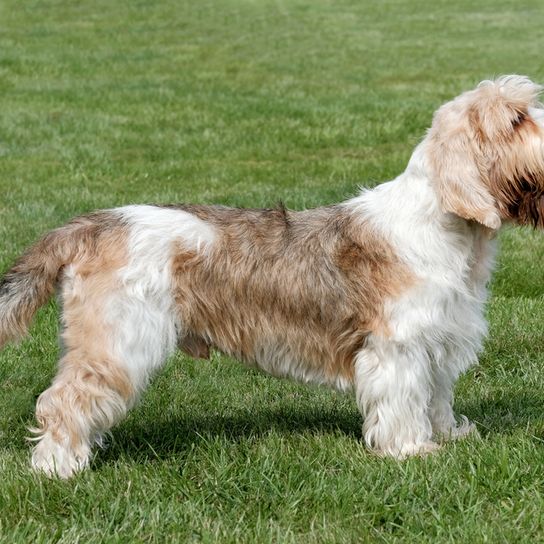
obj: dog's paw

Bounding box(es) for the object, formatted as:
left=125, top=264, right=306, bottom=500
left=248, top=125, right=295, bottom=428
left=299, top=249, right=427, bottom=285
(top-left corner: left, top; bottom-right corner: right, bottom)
left=31, top=433, right=89, bottom=479
left=435, top=415, right=480, bottom=442
left=374, top=440, right=440, bottom=459
left=396, top=441, right=441, bottom=459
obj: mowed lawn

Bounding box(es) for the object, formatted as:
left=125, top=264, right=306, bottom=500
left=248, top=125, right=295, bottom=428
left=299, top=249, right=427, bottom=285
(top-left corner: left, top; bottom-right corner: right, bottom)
left=1, top=0, right=544, bottom=542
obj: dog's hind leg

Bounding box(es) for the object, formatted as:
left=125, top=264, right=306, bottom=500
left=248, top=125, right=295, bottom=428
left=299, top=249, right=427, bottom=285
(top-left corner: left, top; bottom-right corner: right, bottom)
left=31, top=270, right=178, bottom=478
left=354, top=338, right=439, bottom=458
left=31, top=348, right=134, bottom=478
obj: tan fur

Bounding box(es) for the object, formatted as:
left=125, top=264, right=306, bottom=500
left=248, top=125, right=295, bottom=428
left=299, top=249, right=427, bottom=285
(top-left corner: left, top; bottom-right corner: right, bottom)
left=171, top=204, right=415, bottom=386
left=24, top=216, right=134, bottom=458
left=428, top=93, right=502, bottom=229
left=428, top=76, right=544, bottom=229
left=60, top=223, right=132, bottom=401
left=487, top=116, right=544, bottom=227
left=0, top=212, right=126, bottom=346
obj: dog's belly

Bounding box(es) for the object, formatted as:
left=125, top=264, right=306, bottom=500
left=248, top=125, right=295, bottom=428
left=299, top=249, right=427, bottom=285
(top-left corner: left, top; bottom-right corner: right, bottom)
left=249, top=336, right=357, bottom=390
left=178, top=318, right=362, bottom=391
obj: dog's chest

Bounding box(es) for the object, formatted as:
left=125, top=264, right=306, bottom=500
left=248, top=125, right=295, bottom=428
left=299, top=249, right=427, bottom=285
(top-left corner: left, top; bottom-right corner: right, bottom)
left=384, top=228, right=496, bottom=364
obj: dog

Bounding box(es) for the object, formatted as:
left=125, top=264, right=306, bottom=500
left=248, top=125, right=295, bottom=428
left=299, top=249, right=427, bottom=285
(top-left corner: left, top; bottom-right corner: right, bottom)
left=1, top=75, right=543, bottom=478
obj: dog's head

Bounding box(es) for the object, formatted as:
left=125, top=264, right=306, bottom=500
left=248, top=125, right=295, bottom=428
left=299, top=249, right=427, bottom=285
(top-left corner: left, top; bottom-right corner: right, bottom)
left=427, top=75, right=544, bottom=229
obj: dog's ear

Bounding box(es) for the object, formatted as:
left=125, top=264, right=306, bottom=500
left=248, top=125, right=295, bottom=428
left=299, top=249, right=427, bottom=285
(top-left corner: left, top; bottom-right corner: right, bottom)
left=427, top=76, right=543, bottom=230
left=427, top=115, right=501, bottom=229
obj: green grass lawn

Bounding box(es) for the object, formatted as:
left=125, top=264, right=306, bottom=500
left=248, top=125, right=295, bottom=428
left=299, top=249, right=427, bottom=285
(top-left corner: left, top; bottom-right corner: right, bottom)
left=1, top=0, right=544, bottom=541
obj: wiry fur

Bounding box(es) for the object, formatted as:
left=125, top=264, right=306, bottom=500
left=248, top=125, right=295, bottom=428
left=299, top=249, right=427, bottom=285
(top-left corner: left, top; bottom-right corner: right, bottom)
left=170, top=204, right=414, bottom=389
left=2, top=75, right=544, bottom=477
left=0, top=213, right=125, bottom=347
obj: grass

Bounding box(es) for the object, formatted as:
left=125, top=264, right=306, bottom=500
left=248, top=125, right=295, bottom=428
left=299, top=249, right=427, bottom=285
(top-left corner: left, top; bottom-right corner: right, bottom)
left=1, top=0, right=544, bottom=541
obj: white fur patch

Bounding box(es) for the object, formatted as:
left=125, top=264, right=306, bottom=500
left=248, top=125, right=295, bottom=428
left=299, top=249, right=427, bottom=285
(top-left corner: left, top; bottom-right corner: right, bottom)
left=110, top=206, right=217, bottom=389
left=345, top=143, right=495, bottom=455
left=32, top=431, right=90, bottom=479
left=529, top=106, right=544, bottom=126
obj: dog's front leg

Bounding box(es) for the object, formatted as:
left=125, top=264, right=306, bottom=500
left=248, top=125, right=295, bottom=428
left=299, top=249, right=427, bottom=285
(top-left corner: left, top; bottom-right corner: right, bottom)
left=429, top=349, right=478, bottom=441
left=354, top=338, right=438, bottom=458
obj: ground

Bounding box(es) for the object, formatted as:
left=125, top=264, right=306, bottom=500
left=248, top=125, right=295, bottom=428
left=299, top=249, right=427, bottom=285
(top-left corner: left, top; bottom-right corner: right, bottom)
left=0, top=0, right=543, bottom=542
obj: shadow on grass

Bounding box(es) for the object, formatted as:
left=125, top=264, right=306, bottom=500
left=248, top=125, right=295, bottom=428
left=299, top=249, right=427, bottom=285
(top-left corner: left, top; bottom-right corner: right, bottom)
left=94, top=405, right=362, bottom=465
left=95, top=392, right=544, bottom=466
left=3, top=390, right=542, bottom=466
left=461, top=391, right=544, bottom=439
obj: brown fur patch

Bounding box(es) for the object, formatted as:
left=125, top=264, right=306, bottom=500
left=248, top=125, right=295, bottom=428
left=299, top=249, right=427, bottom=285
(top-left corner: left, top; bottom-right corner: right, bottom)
left=428, top=101, right=502, bottom=229
left=170, top=204, right=415, bottom=386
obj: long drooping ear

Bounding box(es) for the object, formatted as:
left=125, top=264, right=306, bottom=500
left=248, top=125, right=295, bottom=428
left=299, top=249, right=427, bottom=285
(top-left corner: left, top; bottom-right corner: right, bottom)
left=426, top=76, right=543, bottom=230
left=427, top=114, right=501, bottom=229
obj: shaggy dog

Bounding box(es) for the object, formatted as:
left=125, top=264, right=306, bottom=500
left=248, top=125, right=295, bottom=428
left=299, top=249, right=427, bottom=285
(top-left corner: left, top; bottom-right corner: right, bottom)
left=1, top=76, right=543, bottom=478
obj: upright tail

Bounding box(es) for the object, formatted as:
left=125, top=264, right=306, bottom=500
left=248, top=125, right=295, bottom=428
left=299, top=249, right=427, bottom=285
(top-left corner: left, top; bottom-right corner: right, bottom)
left=0, top=213, right=117, bottom=347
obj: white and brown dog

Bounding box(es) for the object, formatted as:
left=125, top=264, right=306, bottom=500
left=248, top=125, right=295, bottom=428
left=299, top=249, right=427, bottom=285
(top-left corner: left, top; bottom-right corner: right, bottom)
left=1, top=76, right=543, bottom=478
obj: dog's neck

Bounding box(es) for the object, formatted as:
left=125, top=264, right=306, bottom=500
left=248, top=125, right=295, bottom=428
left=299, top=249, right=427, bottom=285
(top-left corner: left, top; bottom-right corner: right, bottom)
left=347, top=142, right=498, bottom=297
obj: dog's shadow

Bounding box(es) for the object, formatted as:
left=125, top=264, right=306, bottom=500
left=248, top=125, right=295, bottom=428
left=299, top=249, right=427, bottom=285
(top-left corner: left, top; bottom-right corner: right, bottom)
left=2, top=386, right=542, bottom=465
left=92, top=391, right=544, bottom=466
left=460, top=390, right=544, bottom=439
left=96, top=404, right=362, bottom=465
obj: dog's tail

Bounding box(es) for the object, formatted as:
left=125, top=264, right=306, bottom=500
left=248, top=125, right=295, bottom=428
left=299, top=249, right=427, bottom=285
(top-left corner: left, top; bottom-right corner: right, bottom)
left=0, top=214, right=112, bottom=347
